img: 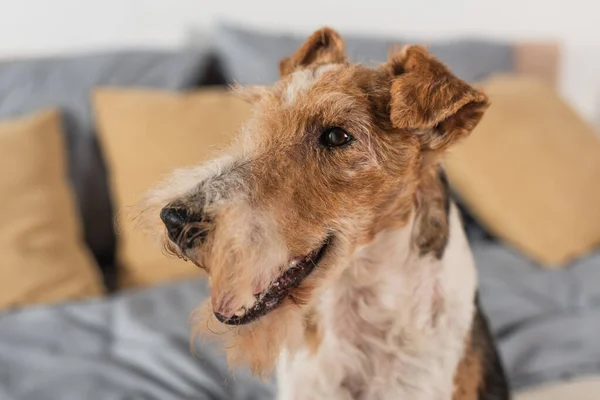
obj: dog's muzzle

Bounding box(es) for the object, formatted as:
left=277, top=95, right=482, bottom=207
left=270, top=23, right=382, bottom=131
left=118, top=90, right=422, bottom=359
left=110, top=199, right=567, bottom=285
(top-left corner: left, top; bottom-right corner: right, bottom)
left=213, top=236, right=332, bottom=326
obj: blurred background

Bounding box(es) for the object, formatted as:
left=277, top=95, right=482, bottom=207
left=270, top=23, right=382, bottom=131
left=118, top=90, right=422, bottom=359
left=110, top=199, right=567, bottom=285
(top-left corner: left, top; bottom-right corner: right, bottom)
left=2, top=1, right=600, bottom=127
left=0, top=1, right=599, bottom=400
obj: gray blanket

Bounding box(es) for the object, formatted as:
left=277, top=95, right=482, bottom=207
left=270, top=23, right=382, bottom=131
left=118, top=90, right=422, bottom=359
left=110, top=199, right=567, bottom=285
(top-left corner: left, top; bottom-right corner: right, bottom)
left=474, top=241, right=600, bottom=390
left=0, top=280, right=273, bottom=400
left=1, top=241, right=599, bottom=399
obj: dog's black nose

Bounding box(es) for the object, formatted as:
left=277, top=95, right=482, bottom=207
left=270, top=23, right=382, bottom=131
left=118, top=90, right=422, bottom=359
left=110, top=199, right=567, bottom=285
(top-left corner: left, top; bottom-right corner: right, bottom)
left=160, top=206, right=209, bottom=249
left=160, top=206, right=188, bottom=243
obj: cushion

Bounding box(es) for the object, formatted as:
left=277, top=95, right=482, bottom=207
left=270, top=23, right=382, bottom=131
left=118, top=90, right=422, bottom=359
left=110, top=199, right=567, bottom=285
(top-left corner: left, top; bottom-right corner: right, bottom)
left=215, top=23, right=514, bottom=85
left=94, top=88, right=252, bottom=288
left=445, top=75, right=600, bottom=265
left=515, top=376, right=600, bottom=400
left=0, top=50, right=210, bottom=283
left=0, top=110, right=103, bottom=309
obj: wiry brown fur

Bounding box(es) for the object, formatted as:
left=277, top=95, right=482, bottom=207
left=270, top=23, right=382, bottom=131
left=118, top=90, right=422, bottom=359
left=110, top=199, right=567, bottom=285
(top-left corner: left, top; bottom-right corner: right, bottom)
left=137, top=27, right=504, bottom=398
left=385, top=46, right=489, bottom=151
left=193, top=63, right=425, bottom=375
left=279, top=28, right=347, bottom=77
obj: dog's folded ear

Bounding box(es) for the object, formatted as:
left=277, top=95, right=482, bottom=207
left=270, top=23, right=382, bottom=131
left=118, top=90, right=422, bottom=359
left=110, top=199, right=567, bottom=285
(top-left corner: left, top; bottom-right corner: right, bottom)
left=385, top=46, right=490, bottom=151
left=279, top=27, right=347, bottom=77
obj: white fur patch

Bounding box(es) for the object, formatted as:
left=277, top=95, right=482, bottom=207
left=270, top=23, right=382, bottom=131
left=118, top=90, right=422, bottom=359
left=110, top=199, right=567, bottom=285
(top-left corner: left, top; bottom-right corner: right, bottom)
left=284, top=64, right=341, bottom=105
left=314, top=63, right=340, bottom=78
left=285, top=69, right=316, bottom=104
left=277, top=204, right=477, bottom=399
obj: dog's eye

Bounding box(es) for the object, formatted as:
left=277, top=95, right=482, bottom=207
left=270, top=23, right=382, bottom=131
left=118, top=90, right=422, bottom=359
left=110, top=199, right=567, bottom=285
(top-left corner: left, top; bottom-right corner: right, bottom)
left=320, top=127, right=353, bottom=148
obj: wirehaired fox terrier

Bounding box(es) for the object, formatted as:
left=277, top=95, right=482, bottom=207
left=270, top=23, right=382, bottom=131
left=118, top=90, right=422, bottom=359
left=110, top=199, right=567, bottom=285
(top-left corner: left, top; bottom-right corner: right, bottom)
left=138, top=27, right=510, bottom=399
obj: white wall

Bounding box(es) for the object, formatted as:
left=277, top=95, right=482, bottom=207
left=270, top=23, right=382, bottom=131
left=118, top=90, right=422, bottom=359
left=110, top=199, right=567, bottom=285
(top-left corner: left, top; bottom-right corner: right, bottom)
left=1, top=0, right=599, bottom=126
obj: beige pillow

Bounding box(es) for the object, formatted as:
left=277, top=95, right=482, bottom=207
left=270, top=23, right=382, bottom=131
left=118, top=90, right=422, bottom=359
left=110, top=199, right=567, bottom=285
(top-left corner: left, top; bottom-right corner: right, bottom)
left=0, top=110, right=103, bottom=308
left=446, top=75, right=600, bottom=266
left=94, top=88, right=252, bottom=288
left=516, top=375, right=600, bottom=400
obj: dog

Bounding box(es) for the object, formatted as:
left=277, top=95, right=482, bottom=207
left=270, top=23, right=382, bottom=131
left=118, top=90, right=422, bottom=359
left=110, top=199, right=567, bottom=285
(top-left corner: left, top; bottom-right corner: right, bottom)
left=137, top=27, right=510, bottom=400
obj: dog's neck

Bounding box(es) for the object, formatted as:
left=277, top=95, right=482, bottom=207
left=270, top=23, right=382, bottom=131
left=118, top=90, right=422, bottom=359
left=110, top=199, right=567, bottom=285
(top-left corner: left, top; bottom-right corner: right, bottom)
left=278, top=189, right=478, bottom=399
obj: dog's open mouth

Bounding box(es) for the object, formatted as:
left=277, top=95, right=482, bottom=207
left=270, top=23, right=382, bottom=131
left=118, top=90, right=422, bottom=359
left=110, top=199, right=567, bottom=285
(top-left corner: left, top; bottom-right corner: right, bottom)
left=214, top=237, right=331, bottom=326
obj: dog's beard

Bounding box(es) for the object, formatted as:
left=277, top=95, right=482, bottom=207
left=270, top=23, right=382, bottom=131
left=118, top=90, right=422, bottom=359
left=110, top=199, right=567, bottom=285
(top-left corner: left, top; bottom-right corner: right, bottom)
left=190, top=253, right=339, bottom=376
left=189, top=230, right=353, bottom=376
left=191, top=286, right=314, bottom=376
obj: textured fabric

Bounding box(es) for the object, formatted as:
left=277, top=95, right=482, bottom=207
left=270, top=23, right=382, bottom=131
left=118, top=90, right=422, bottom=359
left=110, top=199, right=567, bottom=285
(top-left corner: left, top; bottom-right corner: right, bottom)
left=475, top=241, right=600, bottom=390
left=446, top=75, right=600, bottom=265
left=94, top=88, right=252, bottom=288
left=215, top=23, right=514, bottom=85
left=0, top=278, right=274, bottom=400
left=0, top=110, right=102, bottom=309
left=0, top=50, right=209, bottom=276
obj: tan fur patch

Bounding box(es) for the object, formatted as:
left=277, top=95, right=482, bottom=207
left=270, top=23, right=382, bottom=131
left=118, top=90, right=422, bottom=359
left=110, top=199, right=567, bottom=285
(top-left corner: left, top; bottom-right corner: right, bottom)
left=304, top=310, right=322, bottom=355
left=453, top=337, right=483, bottom=400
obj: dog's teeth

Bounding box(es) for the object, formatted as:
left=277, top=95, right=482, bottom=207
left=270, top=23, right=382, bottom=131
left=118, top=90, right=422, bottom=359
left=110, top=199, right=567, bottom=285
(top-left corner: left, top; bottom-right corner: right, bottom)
left=242, top=292, right=257, bottom=308
left=234, top=308, right=246, bottom=317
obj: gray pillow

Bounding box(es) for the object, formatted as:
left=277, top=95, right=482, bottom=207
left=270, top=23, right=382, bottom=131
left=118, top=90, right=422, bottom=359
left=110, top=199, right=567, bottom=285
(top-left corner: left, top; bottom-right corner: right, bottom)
left=0, top=50, right=208, bottom=282
left=215, top=23, right=515, bottom=85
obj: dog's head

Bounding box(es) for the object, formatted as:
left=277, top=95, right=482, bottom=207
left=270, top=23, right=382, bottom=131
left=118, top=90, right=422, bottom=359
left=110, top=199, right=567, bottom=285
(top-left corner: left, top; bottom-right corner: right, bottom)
left=137, top=28, right=488, bottom=373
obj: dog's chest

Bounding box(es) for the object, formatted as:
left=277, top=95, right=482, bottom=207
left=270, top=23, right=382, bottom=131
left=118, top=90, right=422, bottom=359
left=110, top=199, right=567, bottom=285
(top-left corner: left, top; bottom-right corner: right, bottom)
left=277, top=209, right=477, bottom=400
